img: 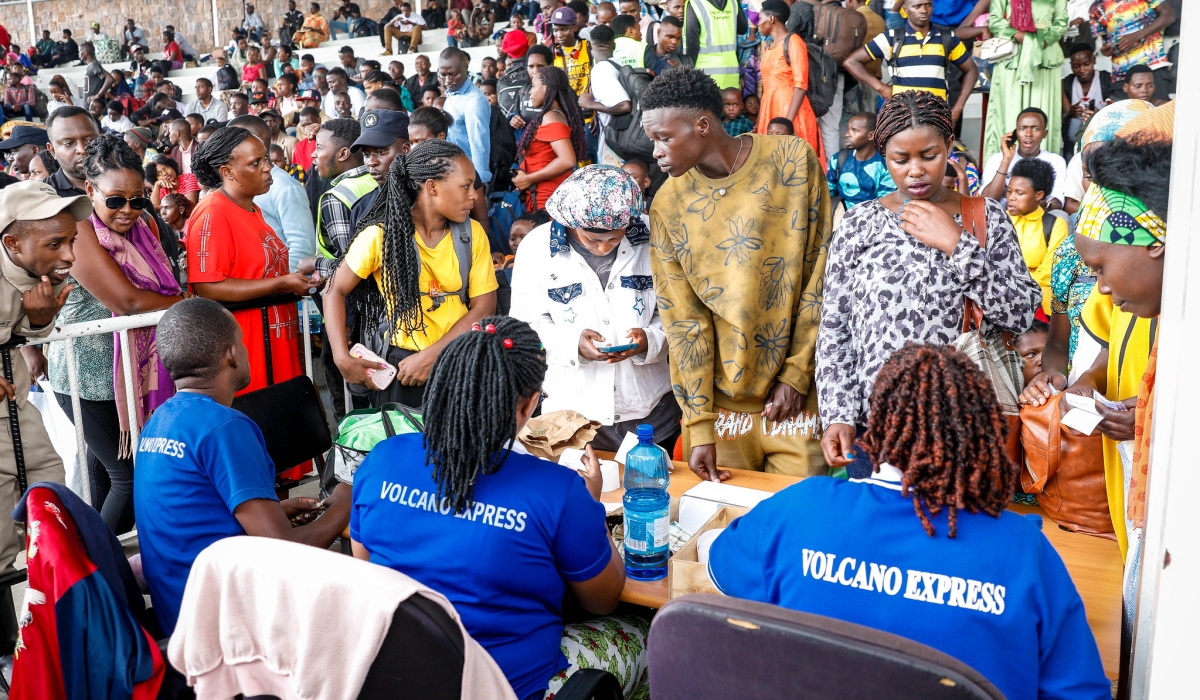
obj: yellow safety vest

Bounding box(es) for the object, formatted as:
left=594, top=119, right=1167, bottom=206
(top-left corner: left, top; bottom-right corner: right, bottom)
left=316, top=171, right=378, bottom=259
left=689, top=0, right=739, bottom=89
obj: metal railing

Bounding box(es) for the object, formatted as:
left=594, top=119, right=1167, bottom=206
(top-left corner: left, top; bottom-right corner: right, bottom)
left=25, top=295, right=319, bottom=506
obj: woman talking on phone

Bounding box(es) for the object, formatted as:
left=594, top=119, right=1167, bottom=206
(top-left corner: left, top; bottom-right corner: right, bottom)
left=323, top=139, right=497, bottom=408
left=816, top=91, right=1041, bottom=478
left=510, top=165, right=680, bottom=454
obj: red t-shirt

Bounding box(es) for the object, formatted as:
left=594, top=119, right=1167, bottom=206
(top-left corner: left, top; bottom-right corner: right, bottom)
left=292, top=137, right=317, bottom=171
left=165, top=41, right=183, bottom=63
left=521, top=121, right=573, bottom=211
left=185, top=191, right=302, bottom=396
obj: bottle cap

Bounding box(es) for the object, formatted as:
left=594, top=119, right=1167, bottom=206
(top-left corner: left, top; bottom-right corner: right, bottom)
left=637, top=424, right=654, bottom=440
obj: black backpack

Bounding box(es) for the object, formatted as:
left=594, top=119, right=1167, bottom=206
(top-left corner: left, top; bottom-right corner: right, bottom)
left=782, top=2, right=837, bottom=118
left=603, top=60, right=655, bottom=162
left=497, top=57, right=530, bottom=119
left=489, top=103, right=517, bottom=190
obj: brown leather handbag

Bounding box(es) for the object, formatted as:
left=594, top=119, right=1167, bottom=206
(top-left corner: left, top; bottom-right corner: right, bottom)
left=1019, top=393, right=1114, bottom=537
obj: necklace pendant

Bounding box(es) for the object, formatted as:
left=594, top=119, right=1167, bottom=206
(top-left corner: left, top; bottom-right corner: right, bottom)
left=718, top=187, right=726, bottom=196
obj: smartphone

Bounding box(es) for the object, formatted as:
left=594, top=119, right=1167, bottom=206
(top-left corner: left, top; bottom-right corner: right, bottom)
left=599, top=343, right=638, bottom=353
left=1006, top=131, right=1017, bottom=148
left=349, top=343, right=398, bottom=390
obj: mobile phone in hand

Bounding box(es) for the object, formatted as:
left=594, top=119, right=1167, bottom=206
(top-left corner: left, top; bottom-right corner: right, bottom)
left=599, top=343, right=638, bottom=354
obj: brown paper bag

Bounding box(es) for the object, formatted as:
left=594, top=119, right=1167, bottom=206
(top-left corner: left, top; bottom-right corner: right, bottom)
left=517, top=410, right=601, bottom=460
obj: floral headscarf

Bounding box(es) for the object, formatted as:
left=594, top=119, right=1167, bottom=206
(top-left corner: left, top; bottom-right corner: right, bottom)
left=545, top=165, right=644, bottom=232
left=1080, top=99, right=1154, bottom=148
left=1076, top=184, right=1166, bottom=247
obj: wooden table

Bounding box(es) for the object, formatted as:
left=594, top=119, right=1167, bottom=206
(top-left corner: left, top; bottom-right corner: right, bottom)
left=603, top=463, right=1123, bottom=680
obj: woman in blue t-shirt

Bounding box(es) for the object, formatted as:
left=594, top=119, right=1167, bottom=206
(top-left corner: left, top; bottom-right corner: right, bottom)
left=351, top=316, right=649, bottom=700
left=711, top=344, right=1111, bottom=700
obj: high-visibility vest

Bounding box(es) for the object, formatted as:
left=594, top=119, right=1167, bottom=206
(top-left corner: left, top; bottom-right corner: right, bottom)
left=316, top=171, right=379, bottom=259
left=613, top=36, right=647, bottom=68
left=689, top=0, right=739, bottom=89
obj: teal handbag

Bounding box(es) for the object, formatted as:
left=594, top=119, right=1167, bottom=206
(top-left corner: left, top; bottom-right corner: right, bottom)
left=331, top=402, right=424, bottom=484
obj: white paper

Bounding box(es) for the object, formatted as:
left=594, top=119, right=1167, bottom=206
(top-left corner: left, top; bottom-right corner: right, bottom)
left=1093, top=391, right=1129, bottom=411
left=1063, top=393, right=1096, bottom=413
left=1061, top=408, right=1104, bottom=436
left=613, top=432, right=639, bottom=464
left=677, top=481, right=773, bottom=533
left=558, top=448, right=620, bottom=492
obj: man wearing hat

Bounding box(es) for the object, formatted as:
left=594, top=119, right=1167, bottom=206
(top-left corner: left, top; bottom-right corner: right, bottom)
left=497, top=30, right=532, bottom=123
left=509, top=165, right=680, bottom=453
left=129, top=44, right=154, bottom=92
left=550, top=6, right=593, bottom=100
left=347, top=110, right=410, bottom=228
left=0, top=180, right=89, bottom=571
left=0, top=126, right=46, bottom=179
left=123, top=126, right=159, bottom=166
left=298, top=117, right=376, bottom=421
left=249, top=92, right=270, bottom=116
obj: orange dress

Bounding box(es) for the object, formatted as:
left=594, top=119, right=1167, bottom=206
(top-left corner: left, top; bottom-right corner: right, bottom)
left=757, top=34, right=825, bottom=164
left=521, top=120, right=574, bottom=211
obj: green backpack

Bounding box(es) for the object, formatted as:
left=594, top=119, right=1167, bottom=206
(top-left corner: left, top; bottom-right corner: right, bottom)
left=331, top=403, right=424, bottom=484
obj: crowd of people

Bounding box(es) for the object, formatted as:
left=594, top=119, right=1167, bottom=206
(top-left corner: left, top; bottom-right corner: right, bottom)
left=0, top=0, right=1182, bottom=697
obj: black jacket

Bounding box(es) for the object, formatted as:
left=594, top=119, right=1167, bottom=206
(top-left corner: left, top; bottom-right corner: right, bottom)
left=1061, top=71, right=1112, bottom=116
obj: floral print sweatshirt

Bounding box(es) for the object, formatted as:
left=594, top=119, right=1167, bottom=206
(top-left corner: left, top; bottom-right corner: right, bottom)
left=650, top=134, right=831, bottom=446
left=816, top=197, right=1041, bottom=428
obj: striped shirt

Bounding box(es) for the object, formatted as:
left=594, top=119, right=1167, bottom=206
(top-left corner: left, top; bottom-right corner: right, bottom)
left=862, top=23, right=970, bottom=100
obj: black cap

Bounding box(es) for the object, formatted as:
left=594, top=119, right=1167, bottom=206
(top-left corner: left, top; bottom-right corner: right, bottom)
left=250, top=92, right=269, bottom=104
left=156, top=108, right=185, bottom=122
left=0, top=125, right=47, bottom=150
left=351, top=110, right=410, bottom=151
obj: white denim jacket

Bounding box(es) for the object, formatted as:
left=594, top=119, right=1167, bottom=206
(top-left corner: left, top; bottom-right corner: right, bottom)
left=510, top=219, right=670, bottom=425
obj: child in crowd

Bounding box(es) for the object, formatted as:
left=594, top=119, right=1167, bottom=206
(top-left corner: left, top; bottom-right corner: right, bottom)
left=942, top=163, right=958, bottom=191
left=269, top=143, right=306, bottom=182
left=826, top=112, right=895, bottom=210
left=720, top=87, right=754, bottom=136
left=195, top=124, right=218, bottom=145
left=1017, top=320, right=1050, bottom=388
left=481, top=78, right=499, bottom=106
left=743, top=93, right=759, bottom=123
left=621, top=158, right=651, bottom=210
left=101, top=101, right=134, bottom=134
left=765, top=117, right=793, bottom=136
left=1006, top=158, right=1068, bottom=317
left=291, top=106, right=322, bottom=170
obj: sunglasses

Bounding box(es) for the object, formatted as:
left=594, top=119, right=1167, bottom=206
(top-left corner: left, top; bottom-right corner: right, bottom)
left=103, top=195, right=152, bottom=211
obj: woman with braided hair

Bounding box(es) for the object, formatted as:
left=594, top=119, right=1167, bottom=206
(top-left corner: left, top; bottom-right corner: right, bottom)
left=350, top=315, right=650, bottom=700
left=324, top=138, right=497, bottom=408
left=511, top=65, right=586, bottom=210
left=712, top=343, right=1111, bottom=700
left=185, top=126, right=318, bottom=417
left=817, top=90, right=1041, bottom=478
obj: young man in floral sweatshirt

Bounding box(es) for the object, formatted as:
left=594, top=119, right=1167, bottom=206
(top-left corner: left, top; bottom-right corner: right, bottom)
left=642, top=68, right=832, bottom=480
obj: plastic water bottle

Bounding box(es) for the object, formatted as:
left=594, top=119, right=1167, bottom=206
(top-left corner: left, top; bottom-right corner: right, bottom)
left=623, top=424, right=670, bottom=581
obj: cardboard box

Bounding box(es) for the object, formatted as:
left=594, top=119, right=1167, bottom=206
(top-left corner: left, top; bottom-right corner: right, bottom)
left=668, top=505, right=749, bottom=600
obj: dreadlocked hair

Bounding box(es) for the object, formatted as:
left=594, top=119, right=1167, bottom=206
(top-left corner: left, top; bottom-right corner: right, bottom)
left=349, top=138, right=467, bottom=340
left=872, top=90, right=955, bottom=154
left=191, top=126, right=254, bottom=188
left=82, top=134, right=144, bottom=182
left=858, top=344, right=1017, bottom=539
left=515, top=66, right=588, bottom=167
left=422, top=316, right=547, bottom=514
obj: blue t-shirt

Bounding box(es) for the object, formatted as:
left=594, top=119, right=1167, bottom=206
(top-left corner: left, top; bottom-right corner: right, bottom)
left=827, top=149, right=897, bottom=209
left=350, top=434, right=612, bottom=700
left=931, top=0, right=976, bottom=27
left=709, top=469, right=1111, bottom=700
left=133, top=392, right=278, bottom=635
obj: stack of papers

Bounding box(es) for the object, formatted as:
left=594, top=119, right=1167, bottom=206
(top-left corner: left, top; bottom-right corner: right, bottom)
left=677, top=481, right=773, bottom=533
left=1060, top=391, right=1129, bottom=436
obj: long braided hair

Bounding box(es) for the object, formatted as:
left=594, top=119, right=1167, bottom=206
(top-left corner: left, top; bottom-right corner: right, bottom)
left=515, top=65, right=588, bottom=166
left=349, top=138, right=468, bottom=340
left=872, top=90, right=956, bottom=154
left=422, top=315, right=547, bottom=513
left=858, top=344, right=1017, bottom=538
left=191, top=126, right=255, bottom=188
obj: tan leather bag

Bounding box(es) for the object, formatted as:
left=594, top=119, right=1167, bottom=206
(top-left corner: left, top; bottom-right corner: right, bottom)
left=1019, top=393, right=1114, bottom=537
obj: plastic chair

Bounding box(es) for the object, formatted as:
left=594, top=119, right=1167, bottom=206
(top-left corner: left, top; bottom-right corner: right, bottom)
left=232, top=374, right=332, bottom=476
left=648, top=594, right=1004, bottom=700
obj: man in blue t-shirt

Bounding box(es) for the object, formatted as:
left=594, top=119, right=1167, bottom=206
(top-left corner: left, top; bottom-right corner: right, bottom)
left=134, top=298, right=352, bottom=635
left=827, top=112, right=896, bottom=210
left=709, top=468, right=1111, bottom=700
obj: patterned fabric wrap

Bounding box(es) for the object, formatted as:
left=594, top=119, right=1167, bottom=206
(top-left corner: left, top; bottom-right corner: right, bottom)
left=1080, top=99, right=1155, bottom=147
left=544, top=615, right=650, bottom=699
left=548, top=283, right=583, bottom=304
left=1115, top=99, right=1174, bottom=146
left=1076, top=184, right=1166, bottom=246
left=545, top=165, right=644, bottom=232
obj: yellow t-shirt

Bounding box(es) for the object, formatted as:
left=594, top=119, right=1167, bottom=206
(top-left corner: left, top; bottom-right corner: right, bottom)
left=1079, top=287, right=1158, bottom=557
left=1010, top=208, right=1069, bottom=314
left=343, top=220, right=499, bottom=351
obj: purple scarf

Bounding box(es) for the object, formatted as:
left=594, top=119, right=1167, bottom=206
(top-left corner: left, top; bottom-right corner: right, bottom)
left=90, top=212, right=180, bottom=449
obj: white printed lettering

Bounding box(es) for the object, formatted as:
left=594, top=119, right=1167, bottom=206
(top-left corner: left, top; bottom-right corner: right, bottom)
left=883, top=567, right=903, bottom=596
left=980, top=583, right=995, bottom=614
left=868, top=562, right=886, bottom=593
left=471, top=502, right=485, bottom=521
left=821, top=554, right=839, bottom=583
left=904, top=570, right=924, bottom=601
left=851, top=560, right=870, bottom=590
left=810, top=551, right=828, bottom=580
left=920, top=572, right=941, bottom=604
left=948, top=577, right=968, bottom=608
left=802, top=549, right=816, bottom=577
left=966, top=579, right=982, bottom=610
left=836, top=557, right=857, bottom=585
left=483, top=504, right=496, bottom=525
left=992, top=585, right=1005, bottom=615
left=415, top=492, right=429, bottom=510
left=931, top=574, right=951, bottom=605
left=515, top=512, right=527, bottom=532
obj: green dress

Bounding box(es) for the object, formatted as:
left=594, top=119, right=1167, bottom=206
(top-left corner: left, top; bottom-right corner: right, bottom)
left=983, top=0, right=1068, bottom=163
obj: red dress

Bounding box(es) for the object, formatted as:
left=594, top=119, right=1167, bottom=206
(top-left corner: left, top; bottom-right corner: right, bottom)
left=521, top=120, right=573, bottom=211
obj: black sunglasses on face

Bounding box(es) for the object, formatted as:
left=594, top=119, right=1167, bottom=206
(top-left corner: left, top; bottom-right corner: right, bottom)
left=104, top=195, right=152, bottom=211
